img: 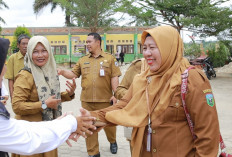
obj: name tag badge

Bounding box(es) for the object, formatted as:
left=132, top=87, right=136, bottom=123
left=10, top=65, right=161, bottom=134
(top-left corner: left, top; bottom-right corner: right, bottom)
left=100, top=68, right=105, bottom=76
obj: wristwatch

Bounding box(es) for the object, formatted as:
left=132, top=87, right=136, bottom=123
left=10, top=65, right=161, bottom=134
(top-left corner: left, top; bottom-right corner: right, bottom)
left=41, top=100, right=47, bottom=110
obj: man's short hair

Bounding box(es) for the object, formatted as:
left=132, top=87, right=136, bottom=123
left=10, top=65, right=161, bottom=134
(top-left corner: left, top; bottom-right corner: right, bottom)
left=17, top=34, right=30, bottom=44
left=88, top=32, right=102, bottom=46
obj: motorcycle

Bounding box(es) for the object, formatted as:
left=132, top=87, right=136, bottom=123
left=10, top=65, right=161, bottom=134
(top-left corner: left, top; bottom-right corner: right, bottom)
left=202, top=57, right=216, bottom=80
left=190, top=57, right=216, bottom=80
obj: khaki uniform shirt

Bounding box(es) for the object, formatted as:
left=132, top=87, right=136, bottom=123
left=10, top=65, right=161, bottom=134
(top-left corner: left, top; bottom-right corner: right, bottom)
left=12, top=70, right=73, bottom=122
left=72, top=52, right=121, bottom=102
left=92, top=69, right=220, bottom=157
left=115, top=59, right=142, bottom=100
left=5, top=51, right=24, bottom=80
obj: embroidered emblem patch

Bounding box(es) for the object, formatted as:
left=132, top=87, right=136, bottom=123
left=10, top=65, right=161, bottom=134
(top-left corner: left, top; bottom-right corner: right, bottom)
left=203, top=89, right=212, bottom=93
left=115, top=61, right=118, bottom=66
left=206, top=94, right=215, bottom=107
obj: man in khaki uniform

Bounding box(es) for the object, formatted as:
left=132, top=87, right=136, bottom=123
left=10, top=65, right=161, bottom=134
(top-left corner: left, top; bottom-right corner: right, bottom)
left=58, top=32, right=121, bottom=157
left=5, top=34, right=30, bottom=100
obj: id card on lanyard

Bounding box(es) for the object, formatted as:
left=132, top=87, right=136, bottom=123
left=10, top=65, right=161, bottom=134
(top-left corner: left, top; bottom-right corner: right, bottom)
left=100, top=62, right=105, bottom=76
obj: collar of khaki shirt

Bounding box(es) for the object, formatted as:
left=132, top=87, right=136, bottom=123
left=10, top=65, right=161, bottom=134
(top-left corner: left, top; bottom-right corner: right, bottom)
left=88, top=51, right=106, bottom=58
left=16, top=51, right=24, bottom=60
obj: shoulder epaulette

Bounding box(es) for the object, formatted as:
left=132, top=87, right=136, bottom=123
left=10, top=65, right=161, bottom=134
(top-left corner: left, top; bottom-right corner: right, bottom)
left=81, top=54, right=90, bottom=58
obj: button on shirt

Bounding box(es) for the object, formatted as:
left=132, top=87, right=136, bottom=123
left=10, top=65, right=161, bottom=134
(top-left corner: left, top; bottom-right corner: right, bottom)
left=5, top=51, right=24, bottom=81
left=72, top=52, right=121, bottom=102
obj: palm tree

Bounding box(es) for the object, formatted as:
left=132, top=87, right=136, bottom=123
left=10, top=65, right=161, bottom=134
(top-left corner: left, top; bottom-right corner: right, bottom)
left=33, top=0, right=73, bottom=26
left=0, top=0, right=9, bottom=25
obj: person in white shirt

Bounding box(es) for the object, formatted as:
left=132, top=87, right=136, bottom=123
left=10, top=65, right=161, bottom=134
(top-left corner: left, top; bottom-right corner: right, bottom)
left=0, top=38, right=96, bottom=156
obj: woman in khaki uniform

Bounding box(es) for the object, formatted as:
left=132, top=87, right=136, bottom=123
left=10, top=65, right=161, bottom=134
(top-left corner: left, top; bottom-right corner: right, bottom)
left=87, top=26, right=220, bottom=157
left=12, top=36, right=76, bottom=157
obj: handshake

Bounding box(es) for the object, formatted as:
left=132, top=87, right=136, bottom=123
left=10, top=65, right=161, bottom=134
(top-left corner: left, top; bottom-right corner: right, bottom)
left=59, top=108, right=105, bottom=147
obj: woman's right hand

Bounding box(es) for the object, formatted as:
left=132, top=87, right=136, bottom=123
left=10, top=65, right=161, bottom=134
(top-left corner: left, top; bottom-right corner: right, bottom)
left=45, top=95, right=61, bottom=109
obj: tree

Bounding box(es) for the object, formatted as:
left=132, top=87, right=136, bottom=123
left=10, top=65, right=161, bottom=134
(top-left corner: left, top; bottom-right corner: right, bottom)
left=0, top=0, right=9, bottom=32
left=33, top=0, right=74, bottom=26
left=115, top=0, right=157, bottom=26
left=11, top=26, right=31, bottom=53
left=54, top=0, right=120, bottom=32
left=122, top=0, right=232, bottom=36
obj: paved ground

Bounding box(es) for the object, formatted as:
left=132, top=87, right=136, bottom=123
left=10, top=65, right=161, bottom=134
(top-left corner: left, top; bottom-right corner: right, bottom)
left=4, top=65, right=232, bottom=157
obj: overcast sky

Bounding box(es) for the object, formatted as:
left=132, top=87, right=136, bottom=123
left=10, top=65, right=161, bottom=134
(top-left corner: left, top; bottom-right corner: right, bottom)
left=1, top=0, right=231, bottom=42
left=0, top=0, right=65, bottom=27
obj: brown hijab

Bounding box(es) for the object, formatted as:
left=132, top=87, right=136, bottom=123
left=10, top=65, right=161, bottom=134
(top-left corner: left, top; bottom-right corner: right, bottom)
left=105, top=26, right=190, bottom=156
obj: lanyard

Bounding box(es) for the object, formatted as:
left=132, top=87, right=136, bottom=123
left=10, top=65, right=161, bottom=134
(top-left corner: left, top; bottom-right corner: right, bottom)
left=145, top=76, right=158, bottom=152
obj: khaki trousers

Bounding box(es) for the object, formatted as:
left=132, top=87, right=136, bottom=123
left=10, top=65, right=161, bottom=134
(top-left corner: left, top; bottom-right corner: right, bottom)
left=82, top=102, right=117, bottom=155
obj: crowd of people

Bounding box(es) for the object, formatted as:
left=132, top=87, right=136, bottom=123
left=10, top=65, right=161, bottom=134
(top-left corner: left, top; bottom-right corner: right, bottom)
left=0, top=25, right=222, bottom=157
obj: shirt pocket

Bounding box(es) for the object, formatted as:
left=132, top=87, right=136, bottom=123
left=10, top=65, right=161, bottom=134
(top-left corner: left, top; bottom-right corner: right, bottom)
left=82, top=64, right=91, bottom=75
left=102, top=62, right=111, bottom=75
left=164, top=96, right=186, bottom=123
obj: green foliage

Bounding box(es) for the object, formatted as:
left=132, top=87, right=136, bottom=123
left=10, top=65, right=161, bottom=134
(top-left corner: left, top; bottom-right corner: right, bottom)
left=11, top=26, right=31, bottom=53
left=123, top=0, right=232, bottom=37
left=33, top=0, right=74, bottom=26
left=0, top=0, right=8, bottom=24
left=0, top=0, right=9, bottom=31
left=115, top=0, right=157, bottom=26
left=220, top=40, right=232, bottom=57
left=206, top=41, right=230, bottom=67
left=54, top=0, right=119, bottom=32
left=184, top=42, right=201, bottom=58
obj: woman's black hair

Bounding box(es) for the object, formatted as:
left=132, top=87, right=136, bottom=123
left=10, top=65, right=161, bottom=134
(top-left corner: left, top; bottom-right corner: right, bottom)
left=146, top=33, right=151, bottom=38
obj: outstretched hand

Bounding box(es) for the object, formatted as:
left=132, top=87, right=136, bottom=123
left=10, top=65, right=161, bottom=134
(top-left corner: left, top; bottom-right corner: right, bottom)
left=66, top=78, right=76, bottom=96
left=75, top=108, right=96, bottom=138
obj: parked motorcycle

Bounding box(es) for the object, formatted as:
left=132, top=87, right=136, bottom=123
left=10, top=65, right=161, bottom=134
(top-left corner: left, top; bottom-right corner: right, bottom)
left=202, top=57, right=216, bottom=80
left=189, top=56, right=216, bottom=80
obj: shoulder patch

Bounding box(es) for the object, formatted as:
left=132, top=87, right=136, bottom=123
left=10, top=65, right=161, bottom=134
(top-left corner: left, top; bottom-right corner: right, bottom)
left=206, top=94, right=215, bottom=107
left=203, top=89, right=212, bottom=93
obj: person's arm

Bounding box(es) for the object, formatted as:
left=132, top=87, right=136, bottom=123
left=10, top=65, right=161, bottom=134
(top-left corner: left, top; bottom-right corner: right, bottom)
left=8, top=79, right=14, bottom=100
left=57, top=69, right=77, bottom=79
left=0, top=115, right=76, bottom=154
left=91, top=82, right=133, bottom=127
left=110, top=55, right=122, bottom=104
left=114, top=62, right=141, bottom=100
left=0, top=113, right=96, bottom=155
left=186, top=69, right=220, bottom=156
left=4, top=56, right=14, bottom=100
left=12, top=73, right=44, bottom=115
left=111, top=76, right=119, bottom=92
left=110, top=76, right=119, bottom=105
left=1, top=82, right=9, bottom=97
